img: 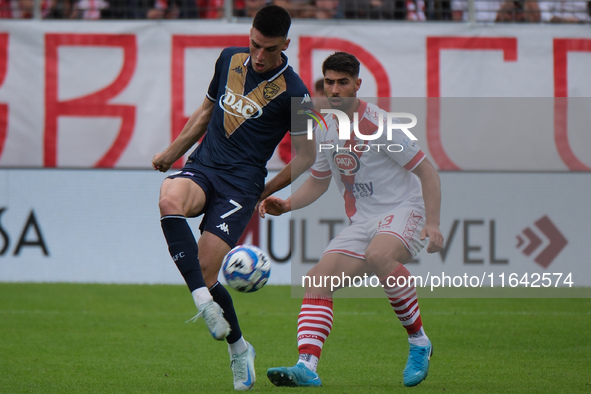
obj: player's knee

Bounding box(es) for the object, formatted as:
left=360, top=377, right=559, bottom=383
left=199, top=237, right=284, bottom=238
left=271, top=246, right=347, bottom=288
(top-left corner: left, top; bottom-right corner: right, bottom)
left=364, top=247, right=386, bottom=266
left=158, top=193, right=184, bottom=216
left=364, top=248, right=398, bottom=272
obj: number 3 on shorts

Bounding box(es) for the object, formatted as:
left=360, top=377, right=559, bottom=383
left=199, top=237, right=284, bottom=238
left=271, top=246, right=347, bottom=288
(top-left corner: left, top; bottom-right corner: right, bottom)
left=378, top=215, right=394, bottom=228
left=220, top=199, right=243, bottom=219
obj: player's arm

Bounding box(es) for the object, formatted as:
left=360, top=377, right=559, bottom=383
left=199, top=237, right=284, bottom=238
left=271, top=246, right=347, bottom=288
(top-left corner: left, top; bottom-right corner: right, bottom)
left=412, top=157, right=444, bottom=253
left=152, top=97, right=214, bottom=172
left=259, top=174, right=331, bottom=217
left=259, top=133, right=316, bottom=201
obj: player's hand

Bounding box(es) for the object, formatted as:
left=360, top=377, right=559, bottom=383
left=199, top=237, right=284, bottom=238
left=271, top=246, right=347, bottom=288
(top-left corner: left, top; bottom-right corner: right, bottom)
left=258, top=196, right=289, bottom=218
left=420, top=223, right=444, bottom=253
left=152, top=153, right=172, bottom=173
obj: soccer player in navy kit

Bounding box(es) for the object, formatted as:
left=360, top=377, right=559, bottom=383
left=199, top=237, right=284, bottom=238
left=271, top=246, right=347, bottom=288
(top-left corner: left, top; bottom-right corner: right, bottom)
left=151, top=5, right=315, bottom=391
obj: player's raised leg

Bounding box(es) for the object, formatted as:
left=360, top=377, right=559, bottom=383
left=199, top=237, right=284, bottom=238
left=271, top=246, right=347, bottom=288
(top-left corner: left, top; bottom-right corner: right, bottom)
left=159, top=177, right=230, bottom=340
left=267, top=253, right=366, bottom=387
left=366, top=233, right=432, bottom=387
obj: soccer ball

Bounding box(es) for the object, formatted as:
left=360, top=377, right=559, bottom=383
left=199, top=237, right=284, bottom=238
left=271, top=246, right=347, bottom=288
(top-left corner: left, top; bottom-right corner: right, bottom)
left=222, top=244, right=271, bottom=293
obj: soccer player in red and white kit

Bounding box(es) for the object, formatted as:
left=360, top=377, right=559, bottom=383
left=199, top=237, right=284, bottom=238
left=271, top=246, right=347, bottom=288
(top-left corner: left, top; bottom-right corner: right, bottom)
left=259, top=52, right=444, bottom=388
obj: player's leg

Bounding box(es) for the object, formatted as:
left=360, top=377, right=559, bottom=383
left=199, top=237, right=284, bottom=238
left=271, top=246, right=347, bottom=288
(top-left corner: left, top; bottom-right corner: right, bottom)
left=267, top=252, right=367, bottom=387
left=366, top=234, right=425, bottom=336
left=196, top=176, right=261, bottom=391
left=365, top=210, right=432, bottom=387
left=196, top=230, right=255, bottom=391
left=298, top=253, right=368, bottom=369
left=198, top=230, right=246, bottom=352
left=159, top=176, right=231, bottom=340
left=159, top=177, right=208, bottom=291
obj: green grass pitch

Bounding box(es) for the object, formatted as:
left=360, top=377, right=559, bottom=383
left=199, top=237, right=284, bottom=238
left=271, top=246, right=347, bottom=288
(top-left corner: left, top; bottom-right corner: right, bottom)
left=0, top=283, right=589, bottom=393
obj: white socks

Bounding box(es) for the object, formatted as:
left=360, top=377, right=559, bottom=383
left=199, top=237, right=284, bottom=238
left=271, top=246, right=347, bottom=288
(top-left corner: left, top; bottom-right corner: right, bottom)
left=408, top=327, right=430, bottom=347
left=192, top=287, right=248, bottom=357
left=228, top=337, right=248, bottom=356
left=192, top=287, right=213, bottom=309
left=298, top=353, right=319, bottom=372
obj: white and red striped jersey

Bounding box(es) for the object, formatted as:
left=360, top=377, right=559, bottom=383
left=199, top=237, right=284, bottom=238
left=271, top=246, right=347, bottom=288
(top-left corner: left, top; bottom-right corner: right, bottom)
left=310, top=99, right=425, bottom=223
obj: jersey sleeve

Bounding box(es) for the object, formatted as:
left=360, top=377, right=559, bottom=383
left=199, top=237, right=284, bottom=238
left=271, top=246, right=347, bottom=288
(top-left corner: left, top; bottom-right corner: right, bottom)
left=383, top=115, right=425, bottom=171
left=289, top=83, right=313, bottom=136
left=310, top=126, right=332, bottom=179
left=206, top=48, right=231, bottom=102
left=310, top=156, right=332, bottom=179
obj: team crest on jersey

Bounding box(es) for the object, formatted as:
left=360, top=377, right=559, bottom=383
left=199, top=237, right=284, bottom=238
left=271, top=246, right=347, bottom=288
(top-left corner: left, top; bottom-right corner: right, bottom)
left=263, top=82, right=280, bottom=99
left=332, top=149, right=361, bottom=176
left=232, top=65, right=244, bottom=75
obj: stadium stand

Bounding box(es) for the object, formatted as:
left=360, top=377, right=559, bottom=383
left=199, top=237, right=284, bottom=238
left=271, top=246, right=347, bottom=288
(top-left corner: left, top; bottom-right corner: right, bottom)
left=0, top=0, right=589, bottom=22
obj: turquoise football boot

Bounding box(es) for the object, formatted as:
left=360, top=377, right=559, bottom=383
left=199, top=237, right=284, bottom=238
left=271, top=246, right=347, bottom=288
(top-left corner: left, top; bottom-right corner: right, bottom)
left=267, top=363, right=322, bottom=387
left=403, top=340, right=433, bottom=387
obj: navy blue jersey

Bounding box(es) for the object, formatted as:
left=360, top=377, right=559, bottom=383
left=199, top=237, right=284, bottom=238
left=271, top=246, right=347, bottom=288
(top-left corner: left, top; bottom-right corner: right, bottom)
left=187, top=47, right=311, bottom=192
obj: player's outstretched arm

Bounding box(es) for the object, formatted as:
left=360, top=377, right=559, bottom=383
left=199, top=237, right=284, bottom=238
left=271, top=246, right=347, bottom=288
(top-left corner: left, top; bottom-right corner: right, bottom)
left=258, top=195, right=290, bottom=217
left=259, top=174, right=330, bottom=218
left=152, top=97, right=214, bottom=172
left=412, top=157, right=444, bottom=253
left=259, top=133, right=316, bottom=201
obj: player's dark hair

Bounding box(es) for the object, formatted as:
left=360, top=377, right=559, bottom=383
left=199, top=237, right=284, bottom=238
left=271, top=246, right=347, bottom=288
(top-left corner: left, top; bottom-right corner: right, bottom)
left=252, top=5, right=291, bottom=38
left=322, top=52, right=360, bottom=78
left=314, top=78, right=324, bottom=92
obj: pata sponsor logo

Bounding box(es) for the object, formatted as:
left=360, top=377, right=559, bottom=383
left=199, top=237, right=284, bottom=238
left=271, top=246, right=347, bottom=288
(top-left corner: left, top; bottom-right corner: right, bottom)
left=333, top=149, right=360, bottom=175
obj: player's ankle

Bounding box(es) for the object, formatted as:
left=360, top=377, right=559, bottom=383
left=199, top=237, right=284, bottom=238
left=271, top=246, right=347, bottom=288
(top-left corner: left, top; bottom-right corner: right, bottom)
left=298, top=353, right=319, bottom=372
left=408, top=327, right=429, bottom=347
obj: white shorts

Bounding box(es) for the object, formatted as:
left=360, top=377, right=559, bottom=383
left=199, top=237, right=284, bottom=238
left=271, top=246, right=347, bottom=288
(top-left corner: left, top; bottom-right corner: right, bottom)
left=322, top=206, right=427, bottom=260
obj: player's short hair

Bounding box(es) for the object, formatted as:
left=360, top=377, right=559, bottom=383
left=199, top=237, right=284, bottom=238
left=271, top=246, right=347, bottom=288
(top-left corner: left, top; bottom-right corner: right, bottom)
left=252, top=5, right=291, bottom=38
left=322, top=52, right=360, bottom=78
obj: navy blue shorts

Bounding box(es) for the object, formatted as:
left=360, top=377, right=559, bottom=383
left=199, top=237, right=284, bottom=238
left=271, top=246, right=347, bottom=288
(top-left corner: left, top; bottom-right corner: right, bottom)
left=167, top=166, right=261, bottom=248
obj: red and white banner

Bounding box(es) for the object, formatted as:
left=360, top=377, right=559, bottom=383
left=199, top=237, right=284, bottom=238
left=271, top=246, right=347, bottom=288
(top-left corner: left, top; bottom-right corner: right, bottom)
left=0, top=21, right=590, bottom=170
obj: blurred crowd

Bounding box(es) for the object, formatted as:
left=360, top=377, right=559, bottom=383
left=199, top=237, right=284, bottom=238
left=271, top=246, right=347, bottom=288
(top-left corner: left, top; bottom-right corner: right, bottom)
left=1, top=0, right=589, bottom=22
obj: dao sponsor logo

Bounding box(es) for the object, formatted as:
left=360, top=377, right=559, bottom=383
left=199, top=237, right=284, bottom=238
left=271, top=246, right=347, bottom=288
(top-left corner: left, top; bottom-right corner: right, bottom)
left=219, top=89, right=263, bottom=119
left=306, top=108, right=418, bottom=153
left=332, top=149, right=361, bottom=175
